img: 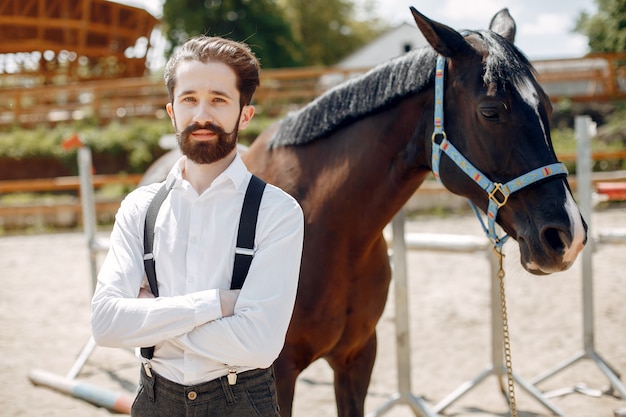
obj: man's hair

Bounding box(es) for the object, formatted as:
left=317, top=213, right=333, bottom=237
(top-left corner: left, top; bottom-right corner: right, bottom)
left=164, top=36, right=260, bottom=107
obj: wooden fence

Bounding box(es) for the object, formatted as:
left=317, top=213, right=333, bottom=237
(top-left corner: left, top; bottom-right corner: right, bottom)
left=0, top=173, right=142, bottom=229
left=1, top=154, right=624, bottom=230
left=2, top=53, right=626, bottom=128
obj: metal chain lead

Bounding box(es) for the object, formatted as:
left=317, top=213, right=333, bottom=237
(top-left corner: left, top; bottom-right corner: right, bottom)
left=494, top=246, right=518, bottom=417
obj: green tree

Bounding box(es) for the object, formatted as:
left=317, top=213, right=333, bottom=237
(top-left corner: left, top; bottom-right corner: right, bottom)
left=162, top=0, right=303, bottom=68
left=575, top=0, right=626, bottom=52
left=280, top=0, right=387, bottom=66
left=162, top=0, right=388, bottom=68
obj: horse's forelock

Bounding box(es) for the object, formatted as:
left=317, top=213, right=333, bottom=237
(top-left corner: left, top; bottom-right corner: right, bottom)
left=269, top=48, right=438, bottom=148
left=480, top=30, right=538, bottom=100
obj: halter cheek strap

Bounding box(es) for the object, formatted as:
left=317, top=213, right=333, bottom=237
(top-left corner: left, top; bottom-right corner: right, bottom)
left=431, top=55, right=568, bottom=249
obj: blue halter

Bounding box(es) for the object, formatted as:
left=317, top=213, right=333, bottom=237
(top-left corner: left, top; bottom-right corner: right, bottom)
left=431, top=55, right=568, bottom=249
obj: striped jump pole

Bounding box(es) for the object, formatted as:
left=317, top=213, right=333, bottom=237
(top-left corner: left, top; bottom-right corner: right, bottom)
left=28, top=368, right=134, bottom=414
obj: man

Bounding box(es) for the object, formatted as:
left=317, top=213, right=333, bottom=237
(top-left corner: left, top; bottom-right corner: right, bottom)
left=91, top=36, right=304, bottom=416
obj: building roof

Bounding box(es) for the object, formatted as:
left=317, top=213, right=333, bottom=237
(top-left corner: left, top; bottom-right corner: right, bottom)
left=0, top=0, right=159, bottom=81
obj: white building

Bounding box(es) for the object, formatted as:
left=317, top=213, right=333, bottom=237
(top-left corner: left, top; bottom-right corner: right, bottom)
left=317, top=23, right=428, bottom=90
left=337, top=22, right=427, bottom=69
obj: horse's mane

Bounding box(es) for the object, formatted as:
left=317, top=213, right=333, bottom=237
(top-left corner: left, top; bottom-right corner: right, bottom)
left=267, top=29, right=535, bottom=149
left=269, top=47, right=438, bottom=148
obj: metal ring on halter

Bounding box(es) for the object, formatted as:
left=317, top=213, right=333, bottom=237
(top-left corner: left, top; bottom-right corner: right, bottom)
left=431, top=130, right=447, bottom=144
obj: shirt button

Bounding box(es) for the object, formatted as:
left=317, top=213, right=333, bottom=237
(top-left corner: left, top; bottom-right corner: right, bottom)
left=187, top=391, right=197, bottom=401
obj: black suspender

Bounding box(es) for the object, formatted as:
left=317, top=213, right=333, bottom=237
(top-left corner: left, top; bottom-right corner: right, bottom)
left=142, top=184, right=170, bottom=298
left=140, top=175, right=266, bottom=360
left=232, top=175, right=266, bottom=290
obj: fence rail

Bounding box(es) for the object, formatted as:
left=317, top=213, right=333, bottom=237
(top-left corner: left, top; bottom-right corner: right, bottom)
left=2, top=53, right=626, bottom=128
left=1, top=160, right=625, bottom=229
left=0, top=174, right=142, bottom=228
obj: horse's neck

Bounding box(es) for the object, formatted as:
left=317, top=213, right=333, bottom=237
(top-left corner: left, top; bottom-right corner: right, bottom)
left=319, top=97, right=432, bottom=234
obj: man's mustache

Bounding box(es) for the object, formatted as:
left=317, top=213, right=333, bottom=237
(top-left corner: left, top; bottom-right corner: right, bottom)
left=181, top=122, right=234, bottom=137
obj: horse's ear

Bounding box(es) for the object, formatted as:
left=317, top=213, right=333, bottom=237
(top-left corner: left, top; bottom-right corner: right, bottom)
left=489, top=8, right=516, bottom=43
left=410, top=6, right=471, bottom=58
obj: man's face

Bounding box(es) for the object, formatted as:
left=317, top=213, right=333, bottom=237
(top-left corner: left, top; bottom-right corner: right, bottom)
left=166, top=60, right=254, bottom=164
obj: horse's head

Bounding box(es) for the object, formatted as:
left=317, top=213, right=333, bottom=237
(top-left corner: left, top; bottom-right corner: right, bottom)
left=410, top=7, right=587, bottom=275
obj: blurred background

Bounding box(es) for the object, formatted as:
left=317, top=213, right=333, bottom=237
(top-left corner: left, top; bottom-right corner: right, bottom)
left=0, top=0, right=624, bottom=232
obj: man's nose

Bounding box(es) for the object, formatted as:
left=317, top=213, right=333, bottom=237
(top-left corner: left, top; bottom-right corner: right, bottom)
left=193, top=101, right=214, bottom=125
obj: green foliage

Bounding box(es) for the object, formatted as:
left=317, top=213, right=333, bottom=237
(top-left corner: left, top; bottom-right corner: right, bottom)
left=80, top=119, right=171, bottom=170
left=161, top=0, right=389, bottom=68
left=162, top=0, right=303, bottom=68
left=0, top=114, right=280, bottom=178
left=288, top=0, right=389, bottom=66
left=575, top=0, right=626, bottom=52
left=0, top=119, right=173, bottom=173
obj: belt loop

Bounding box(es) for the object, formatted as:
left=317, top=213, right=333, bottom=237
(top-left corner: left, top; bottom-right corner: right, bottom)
left=220, top=376, right=236, bottom=404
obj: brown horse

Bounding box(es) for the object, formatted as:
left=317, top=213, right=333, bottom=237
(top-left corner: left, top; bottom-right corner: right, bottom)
left=240, top=7, right=587, bottom=417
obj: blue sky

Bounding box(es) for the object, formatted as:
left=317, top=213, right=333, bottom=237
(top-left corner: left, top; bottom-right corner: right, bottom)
left=377, top=0, right=597, bottom=59
left=116, top=0, right=597, bottom=61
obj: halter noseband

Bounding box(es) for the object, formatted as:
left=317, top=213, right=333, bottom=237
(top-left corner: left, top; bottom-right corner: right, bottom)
left=431, top=55, right=568, bottom=249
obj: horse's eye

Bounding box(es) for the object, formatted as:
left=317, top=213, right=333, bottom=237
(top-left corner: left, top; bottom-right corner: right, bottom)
left=479, top=108, right=499, bottom=120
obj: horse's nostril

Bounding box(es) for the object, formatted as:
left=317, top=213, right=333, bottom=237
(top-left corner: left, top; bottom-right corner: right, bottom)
left=543, top=227, right=567, bottom=253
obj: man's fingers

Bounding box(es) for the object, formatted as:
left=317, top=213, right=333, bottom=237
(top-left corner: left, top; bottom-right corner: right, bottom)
left=138, top=287, right=155, bottom=298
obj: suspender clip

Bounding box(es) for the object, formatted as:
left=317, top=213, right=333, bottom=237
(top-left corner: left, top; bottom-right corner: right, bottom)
left=143, top=361, right=153, bottom=378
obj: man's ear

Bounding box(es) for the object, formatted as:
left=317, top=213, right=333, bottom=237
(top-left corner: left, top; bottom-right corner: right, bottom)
left=166, top=103, right=176, bottom=128
left=238, top=105, right=255, bottom=130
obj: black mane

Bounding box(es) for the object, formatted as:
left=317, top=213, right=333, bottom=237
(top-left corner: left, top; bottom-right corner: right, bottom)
left=269, top=47, right=438, bottom=148
left=268, top=29, right=535, bottom=148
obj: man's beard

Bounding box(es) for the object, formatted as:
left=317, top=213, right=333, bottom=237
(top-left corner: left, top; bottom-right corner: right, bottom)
left=176, top=121, right=238, bottom=164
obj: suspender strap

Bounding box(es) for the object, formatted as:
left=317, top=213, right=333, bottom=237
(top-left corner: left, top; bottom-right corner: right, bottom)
left=143, top=183, right=171, bottom=298
left=140, top=175, right=266, bottom=360
left=232, top=175, right=266, bottom=290
left=141, top=183, right=170, bottom=360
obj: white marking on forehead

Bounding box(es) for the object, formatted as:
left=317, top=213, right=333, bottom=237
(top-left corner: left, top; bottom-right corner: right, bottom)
left=483, top=41, right=549, bottom=147
left=514, top=75, right=549, bottom=147
left=514, top=75, right=538, bottom=108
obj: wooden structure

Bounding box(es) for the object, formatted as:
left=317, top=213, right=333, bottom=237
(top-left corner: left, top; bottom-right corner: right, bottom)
left=535, top=53, right=626, bottom=103
left=0, top=0, right=159, bottom=85
left=2, top=53, right=626, bottom=128
left=0, top=1, right=624, bottom=125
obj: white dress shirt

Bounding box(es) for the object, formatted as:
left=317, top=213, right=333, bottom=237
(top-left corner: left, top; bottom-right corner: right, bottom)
left=91, top=154, right=304, bottom=385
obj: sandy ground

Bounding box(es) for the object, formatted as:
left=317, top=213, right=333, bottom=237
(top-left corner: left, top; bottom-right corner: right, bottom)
left=1, top=207, right=625, bottom=417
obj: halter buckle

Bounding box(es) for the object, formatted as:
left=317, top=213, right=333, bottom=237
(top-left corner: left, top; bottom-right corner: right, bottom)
left=488, top=183, right=509, bottom=208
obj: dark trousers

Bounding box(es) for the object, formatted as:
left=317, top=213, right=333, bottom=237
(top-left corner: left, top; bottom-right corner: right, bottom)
left=131, top=366, right=280, bottom=417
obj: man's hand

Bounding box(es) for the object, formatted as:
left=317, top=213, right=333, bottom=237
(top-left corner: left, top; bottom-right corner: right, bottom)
left=138, top=287, right=155, bottom=298
left=220, top=289, right=241, bottom=317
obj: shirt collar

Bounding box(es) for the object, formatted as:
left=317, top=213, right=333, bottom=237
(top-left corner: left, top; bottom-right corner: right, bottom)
left=165, top=152, right=249, bottom=193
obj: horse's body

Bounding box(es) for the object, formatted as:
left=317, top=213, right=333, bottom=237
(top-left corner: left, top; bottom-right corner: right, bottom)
left=242, top=8, right=587, bottom=416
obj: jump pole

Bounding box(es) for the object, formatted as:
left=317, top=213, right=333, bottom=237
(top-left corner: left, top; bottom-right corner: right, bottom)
left=367, top=209, right=439, bottom=417
left=29, top=147, right=127, bottom=413
left=28, top=368, right=134, bottom=414
left=529, top=115, right=626, bottom=399
left=369, top=210, right=564, bottom=416
left=66, top=147, right=111, bottom=380
left=431, top=240, right=564, bottom=416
